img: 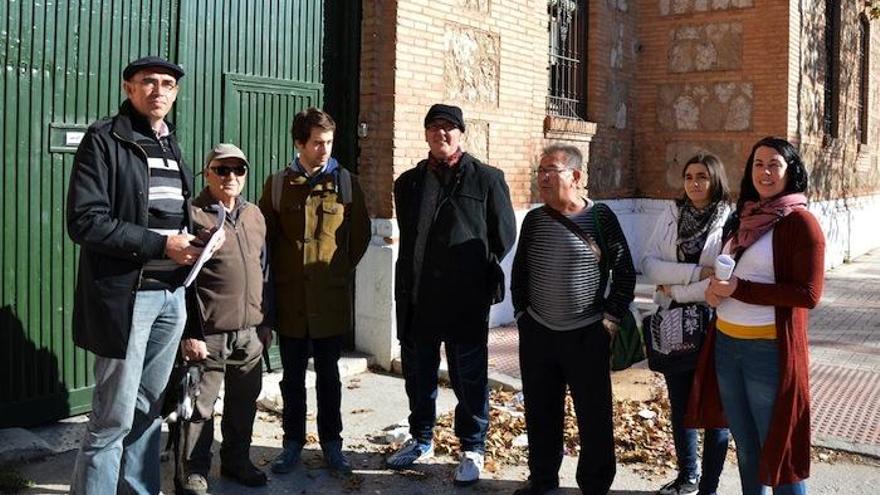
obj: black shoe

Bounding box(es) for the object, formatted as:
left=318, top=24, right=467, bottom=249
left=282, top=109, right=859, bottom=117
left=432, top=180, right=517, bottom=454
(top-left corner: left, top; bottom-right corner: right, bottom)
left=271, top=440, right=303, bottom=474
left=322, top=439, right=353, bottom=477
left=513, top=480, right=560, bottom=495
left=657, top=475, right=699, bottom=495
left=220, top=462, right=268, bottom=487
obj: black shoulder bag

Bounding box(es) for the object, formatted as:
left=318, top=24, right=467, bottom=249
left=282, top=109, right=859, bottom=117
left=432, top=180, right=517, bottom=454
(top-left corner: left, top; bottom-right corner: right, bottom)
left=543, top=204, right=644, bottom=371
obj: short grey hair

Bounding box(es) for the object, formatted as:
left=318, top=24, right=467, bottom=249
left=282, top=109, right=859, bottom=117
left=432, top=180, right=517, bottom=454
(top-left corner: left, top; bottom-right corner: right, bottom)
left=542, top=144, right=583, bottom=172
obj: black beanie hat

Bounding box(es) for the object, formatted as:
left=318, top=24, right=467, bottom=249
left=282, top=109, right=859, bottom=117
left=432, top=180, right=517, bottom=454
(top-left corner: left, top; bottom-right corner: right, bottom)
left=423, top=103, right=465, bottom=132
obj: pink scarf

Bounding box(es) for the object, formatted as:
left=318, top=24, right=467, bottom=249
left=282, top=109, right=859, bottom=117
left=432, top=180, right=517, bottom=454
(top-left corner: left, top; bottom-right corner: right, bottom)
left=729, top=193, right=808, bottom=257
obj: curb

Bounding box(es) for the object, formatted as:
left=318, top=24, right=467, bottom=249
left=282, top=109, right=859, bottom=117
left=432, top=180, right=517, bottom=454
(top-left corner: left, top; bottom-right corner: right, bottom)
left=390, top=357, right=522, bottom=392
left=813, top=435, right=880, bottom=459
left=1, top=353, right=374, bottom=466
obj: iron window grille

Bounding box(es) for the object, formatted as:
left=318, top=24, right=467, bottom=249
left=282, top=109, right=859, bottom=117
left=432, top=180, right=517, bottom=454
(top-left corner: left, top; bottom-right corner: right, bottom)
left=858, top=16, right=870, bottom=145
left=824, top=0, right=840, bottom=138
left=547, top=0, right=587, bottom=120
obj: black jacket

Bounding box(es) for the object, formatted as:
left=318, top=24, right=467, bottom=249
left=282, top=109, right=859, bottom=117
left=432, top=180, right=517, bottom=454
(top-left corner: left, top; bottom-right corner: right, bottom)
left=394, top=153, right=516, bottom=342
left=66, top=100, right=193, bottom=358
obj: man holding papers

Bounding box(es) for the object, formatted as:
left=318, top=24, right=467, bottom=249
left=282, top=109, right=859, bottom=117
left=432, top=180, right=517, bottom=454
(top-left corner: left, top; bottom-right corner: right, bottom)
left=67, top=56, right=207, bottom=494
left=174, top=143, right=272, bottom=494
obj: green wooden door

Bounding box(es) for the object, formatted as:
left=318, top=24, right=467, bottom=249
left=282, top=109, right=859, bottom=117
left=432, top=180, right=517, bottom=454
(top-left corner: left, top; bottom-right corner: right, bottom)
left=1, top=0, right=324, bottom=427
left=177, top=0, right=325, bottom=370
left=0, top=0, right=180, bottom=427
left=220, top=74, right=322, bottom=201
left=176, top=0, right=324, bottom=196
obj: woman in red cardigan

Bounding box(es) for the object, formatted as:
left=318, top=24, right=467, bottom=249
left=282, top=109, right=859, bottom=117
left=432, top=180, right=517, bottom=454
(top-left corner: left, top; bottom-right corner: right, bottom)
left=688, top=137, right=825, bottom=495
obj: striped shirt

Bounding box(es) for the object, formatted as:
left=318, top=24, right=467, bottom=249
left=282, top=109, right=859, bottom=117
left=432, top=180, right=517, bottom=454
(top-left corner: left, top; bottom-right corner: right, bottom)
left=137, top=126, right=188, bottom=289
left=511, top=202, right=636, bottom=330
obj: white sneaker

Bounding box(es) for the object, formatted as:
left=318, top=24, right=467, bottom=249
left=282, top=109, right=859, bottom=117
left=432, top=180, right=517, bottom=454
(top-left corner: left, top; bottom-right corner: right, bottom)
left=453, top=450, right=483, bottom=486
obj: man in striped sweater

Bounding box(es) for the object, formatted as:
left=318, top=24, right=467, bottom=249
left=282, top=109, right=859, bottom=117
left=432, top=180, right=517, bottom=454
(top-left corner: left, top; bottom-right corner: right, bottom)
left=67, top=56, right=213, bottom=495
left=510, top=145, right=636, bottom=495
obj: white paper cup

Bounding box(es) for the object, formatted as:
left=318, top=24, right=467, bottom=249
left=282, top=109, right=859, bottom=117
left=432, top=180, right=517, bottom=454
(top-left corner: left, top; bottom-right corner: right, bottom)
left=714, top=254, right=736, bottom=281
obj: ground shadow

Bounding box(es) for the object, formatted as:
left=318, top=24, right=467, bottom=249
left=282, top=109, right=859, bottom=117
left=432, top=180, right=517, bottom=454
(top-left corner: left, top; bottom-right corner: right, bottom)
left=0, top=305, right=70, bottom=428
left=155, top=443, right=654, bottom=494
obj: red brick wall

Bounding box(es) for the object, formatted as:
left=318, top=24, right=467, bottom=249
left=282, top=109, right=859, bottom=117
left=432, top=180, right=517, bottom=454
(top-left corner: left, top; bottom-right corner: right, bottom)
left=635, top=0, right=880, bottom=201
left=585, top=0, right=640, bottom=199
left=359, top=0, right=880, bottom=215
left=794, top=1, right=880, bottom=200
left=635, top=0, right=791, bottom=200
left=358, top=1, right=399, bottom=219
left=358, top=0, right=549, bottom=215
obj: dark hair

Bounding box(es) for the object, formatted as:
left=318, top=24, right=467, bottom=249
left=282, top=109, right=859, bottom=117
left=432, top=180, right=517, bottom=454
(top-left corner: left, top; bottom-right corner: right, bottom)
left=291, top=107, right=336, bottom=145
left=736, top=136, right=809, bottom=214
left=676, top=153, right=731, bottom=206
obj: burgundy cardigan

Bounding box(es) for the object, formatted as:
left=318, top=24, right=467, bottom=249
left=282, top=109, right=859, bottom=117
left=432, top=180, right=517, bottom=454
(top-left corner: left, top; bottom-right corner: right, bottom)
left=686, top=209, right=825, bottom=486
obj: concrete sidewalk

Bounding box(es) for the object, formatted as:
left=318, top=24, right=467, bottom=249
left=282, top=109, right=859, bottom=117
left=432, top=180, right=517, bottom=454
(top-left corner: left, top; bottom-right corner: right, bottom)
left=807, top=249, right=880, bottom=456
left=7, top=369, right=880, bottom=494
left=487, top=249, right=880, bottom=457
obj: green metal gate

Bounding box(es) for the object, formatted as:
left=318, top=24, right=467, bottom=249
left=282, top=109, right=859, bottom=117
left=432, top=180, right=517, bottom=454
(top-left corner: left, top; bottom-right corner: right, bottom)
left=1, top=0, right=325, bottom=427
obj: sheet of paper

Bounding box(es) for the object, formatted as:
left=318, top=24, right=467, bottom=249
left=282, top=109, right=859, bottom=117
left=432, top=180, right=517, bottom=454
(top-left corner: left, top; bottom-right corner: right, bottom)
left=183, top=206, right=226, bottom=288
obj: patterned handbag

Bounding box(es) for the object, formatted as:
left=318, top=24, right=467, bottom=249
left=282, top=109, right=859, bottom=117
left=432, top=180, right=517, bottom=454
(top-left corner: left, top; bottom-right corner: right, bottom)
left=642, top=302, right=712, bottom=375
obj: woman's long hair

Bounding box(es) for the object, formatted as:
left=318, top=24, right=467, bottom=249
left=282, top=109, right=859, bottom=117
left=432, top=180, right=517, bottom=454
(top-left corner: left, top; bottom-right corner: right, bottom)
left=675, top=153, right=731, bottom=207
left=736, top=137, right=809, bottom=215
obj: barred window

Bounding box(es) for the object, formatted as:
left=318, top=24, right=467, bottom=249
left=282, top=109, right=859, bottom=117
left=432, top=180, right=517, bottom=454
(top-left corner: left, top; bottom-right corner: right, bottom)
left=824, top=0, right=840, bottom=138
left=858, top=16, right=870, bottom=145
left=547, top=0, right=587, bottom=120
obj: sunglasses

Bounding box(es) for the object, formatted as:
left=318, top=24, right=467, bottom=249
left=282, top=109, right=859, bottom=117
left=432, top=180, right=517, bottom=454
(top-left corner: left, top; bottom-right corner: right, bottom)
left=209, top=165, right=248, bottom=177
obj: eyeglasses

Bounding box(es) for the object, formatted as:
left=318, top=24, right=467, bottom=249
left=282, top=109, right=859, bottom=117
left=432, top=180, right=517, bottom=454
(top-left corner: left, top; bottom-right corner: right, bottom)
left=134, top=77, right=178, bottom=92
left=426, top=121, right=458, bottom=132
left=209, top=165, right=248, bottom=177
left=537, top=167, right=571, bottom=176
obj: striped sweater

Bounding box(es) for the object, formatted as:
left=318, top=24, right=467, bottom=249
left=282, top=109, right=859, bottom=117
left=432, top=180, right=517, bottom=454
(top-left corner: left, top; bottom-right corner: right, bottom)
left=134, top=121, right=188, bottom=290
left=511, top=202, right=636, bottom=330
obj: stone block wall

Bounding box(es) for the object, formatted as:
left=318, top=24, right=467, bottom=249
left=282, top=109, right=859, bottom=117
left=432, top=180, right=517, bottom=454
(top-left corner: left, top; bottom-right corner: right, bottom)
left=584, top=0, right=641, bottom=199
left=635, top=0, right=789, bottom=199
left=793, top=1, right=880, bottom=200
left=357, top=0, right=550, bottom=215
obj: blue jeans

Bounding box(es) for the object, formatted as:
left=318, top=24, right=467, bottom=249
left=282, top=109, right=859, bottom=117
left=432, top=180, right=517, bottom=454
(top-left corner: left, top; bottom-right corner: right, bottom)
left=71, top=287, right=186, bottom=495
left=715, top=332, right=806, bottom=495
left=664, top=370, right=729, bottom=493
left=401, top=336, right=489, bottom=452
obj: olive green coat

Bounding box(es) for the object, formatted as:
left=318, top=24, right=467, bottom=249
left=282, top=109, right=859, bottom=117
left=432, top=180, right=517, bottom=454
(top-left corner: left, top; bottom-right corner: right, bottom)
left=258, top=168, right=371, bottom=338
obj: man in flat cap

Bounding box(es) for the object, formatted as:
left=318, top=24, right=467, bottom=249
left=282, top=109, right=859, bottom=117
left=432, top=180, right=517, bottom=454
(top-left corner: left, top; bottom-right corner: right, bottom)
left=67, top=55, right=210, bottom=494
left=173, top=143, right=271, bottom=494
left=387, top=103, right=516, bottom=486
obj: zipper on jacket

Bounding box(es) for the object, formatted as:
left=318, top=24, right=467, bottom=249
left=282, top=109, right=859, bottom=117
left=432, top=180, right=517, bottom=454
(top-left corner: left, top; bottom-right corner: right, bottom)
left=234, top=215, right=250, bottom=330
left=111, top=131, right=151, bottom=210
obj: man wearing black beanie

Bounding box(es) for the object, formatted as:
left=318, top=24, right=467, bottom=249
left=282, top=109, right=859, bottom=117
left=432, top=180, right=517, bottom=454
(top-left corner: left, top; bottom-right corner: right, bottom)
left=388, top=103, right=516, bottom=486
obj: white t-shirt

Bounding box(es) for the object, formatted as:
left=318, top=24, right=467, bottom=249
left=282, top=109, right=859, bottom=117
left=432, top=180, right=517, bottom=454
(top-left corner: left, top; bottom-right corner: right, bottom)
left=716, top=229, right=776, bottom=327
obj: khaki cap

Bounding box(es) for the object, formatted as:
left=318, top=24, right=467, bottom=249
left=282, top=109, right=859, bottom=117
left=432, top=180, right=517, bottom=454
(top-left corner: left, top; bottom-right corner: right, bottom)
left=204, top=143, right=250, bottom=169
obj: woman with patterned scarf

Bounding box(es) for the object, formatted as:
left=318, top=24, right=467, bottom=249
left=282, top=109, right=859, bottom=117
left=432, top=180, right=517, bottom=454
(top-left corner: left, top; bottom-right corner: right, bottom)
left=688, top=137, right=826, bottom=495
left=642, top=154, right=731, bottom=495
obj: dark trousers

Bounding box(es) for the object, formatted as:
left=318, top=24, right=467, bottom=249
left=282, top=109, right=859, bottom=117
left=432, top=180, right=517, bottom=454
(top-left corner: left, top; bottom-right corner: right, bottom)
left=175, top=328, right=263, bottom=480
left=518, top=313, right=616, bottom=495
left=664, top=369, right=729, bottom=492
left=400, top=335, right=489, bottom=452
left=278, top=335, right=343, bottom=445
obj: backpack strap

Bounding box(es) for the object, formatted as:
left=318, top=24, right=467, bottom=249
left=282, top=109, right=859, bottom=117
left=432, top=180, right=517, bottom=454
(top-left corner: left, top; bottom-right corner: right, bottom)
left=542, top=203, right=602, bottom=263
left=338, top=167, right=352, bottom=205
left=273, top=165, right=353, bottom=211
left=591, top=203, right=608, bottom=270
left=271, top=169, right=285, bottom=213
